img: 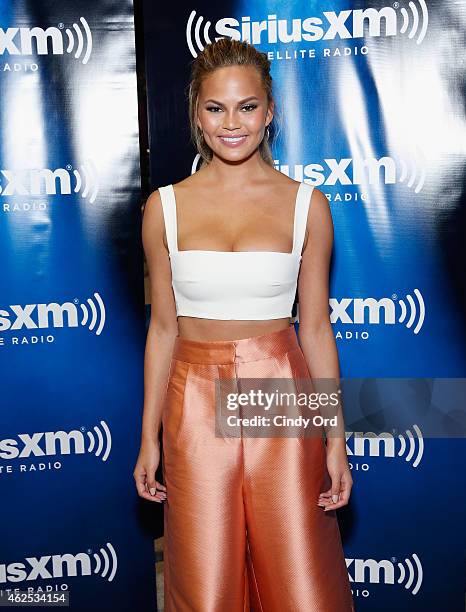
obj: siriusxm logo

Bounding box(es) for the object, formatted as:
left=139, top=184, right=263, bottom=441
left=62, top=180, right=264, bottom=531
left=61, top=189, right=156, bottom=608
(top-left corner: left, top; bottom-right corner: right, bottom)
left=0, top=161, right=99, bottom=203
left=276, top=156, right=426, bottom=194
left=0, top=17, right=93, bottom=64
left=346, top=425, right=424, bottom=468
left=0, top=421, right=112, bottom=462
left=330, top=289, right=425, bottom=335
left=0, top=292, right=106, bottom=336
left=346, top=553, right=423, bottom=595
left=187, top=2, right=429, bottom=57
left=0, top=543, right=117, bottom=583
left=192, top=155, right=426, bottom=194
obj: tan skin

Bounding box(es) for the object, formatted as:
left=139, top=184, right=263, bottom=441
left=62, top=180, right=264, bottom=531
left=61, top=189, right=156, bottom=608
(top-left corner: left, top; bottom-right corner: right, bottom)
left=133, top=65, right=352, bottom=512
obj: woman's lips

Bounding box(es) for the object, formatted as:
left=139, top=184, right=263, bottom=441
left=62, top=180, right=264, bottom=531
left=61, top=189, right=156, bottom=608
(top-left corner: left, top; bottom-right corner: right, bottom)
left=218, top=135, right=248, bottom=148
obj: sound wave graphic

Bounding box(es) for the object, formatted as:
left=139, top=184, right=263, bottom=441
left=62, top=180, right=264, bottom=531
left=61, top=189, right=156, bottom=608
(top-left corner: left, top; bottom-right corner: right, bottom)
left=397, top=553, right=423, bottom=594
left=186, top=10, right=212, bottom=58
left=397, top=424, right=424, bottom=468
left=399, top=1, right=429, bottom=45
left=398, top=157, right=426, bottom=194
left=397, top=289, right=425, bottom=335
left=192, top=153, right=202, bottom=175
left=65, top=17, right=93, bottom=65
left=92, top=542, right=118, bottom=582
left=73, top=159, right=99, bottom=203
left=86, top=420, right=112, bottom=461
left=79, top=292, right=106, bottom=336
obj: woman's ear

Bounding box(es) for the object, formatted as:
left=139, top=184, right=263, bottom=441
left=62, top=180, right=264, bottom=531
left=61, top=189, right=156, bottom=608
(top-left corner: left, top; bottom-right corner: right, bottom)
left=266, top=99, right=275, bottom=127
left=196, top=108, right=203, bottom=131
left=195, top=98, right=202, bottom=130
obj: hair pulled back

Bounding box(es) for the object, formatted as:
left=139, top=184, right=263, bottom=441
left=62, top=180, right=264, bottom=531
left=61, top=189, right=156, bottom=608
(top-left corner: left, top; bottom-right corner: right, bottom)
left=187, top=38, right=278, bottom=168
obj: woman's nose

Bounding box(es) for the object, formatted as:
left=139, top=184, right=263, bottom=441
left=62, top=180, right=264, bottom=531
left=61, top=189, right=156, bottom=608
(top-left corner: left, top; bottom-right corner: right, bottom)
left=222, top=110, right=240, bottom=130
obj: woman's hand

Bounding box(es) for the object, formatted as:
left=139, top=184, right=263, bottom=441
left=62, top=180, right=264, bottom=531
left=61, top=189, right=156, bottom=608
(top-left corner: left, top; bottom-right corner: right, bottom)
left=317, top=440, right=352, bottom=511
left=133, top=438, right=167, bottom=503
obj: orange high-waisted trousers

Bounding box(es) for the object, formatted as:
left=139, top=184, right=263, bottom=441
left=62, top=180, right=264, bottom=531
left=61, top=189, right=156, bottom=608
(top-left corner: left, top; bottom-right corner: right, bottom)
left=161, top=326, right=354, bottom=612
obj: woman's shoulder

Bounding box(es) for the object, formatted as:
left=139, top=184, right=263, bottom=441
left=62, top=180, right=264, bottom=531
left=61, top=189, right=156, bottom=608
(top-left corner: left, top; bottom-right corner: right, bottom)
left=171, top=170, right=210, bottom=194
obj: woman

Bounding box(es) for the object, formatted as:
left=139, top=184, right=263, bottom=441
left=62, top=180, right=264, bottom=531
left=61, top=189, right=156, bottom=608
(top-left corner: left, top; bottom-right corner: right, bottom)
left=134, top=38, right=354, bottom=612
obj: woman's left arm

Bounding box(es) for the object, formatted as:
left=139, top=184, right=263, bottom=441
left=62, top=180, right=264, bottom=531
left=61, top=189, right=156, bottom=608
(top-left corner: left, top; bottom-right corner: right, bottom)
left=296, top=187, right=353, bottom=511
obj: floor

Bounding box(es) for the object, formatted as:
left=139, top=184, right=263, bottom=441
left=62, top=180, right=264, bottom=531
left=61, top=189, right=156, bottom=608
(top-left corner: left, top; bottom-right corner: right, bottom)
left=155, top=537, right=164, bottom=611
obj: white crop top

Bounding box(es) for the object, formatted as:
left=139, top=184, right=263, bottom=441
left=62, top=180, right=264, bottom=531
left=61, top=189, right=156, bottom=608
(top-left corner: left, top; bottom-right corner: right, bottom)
left=158, top=182, right=314, bottom=320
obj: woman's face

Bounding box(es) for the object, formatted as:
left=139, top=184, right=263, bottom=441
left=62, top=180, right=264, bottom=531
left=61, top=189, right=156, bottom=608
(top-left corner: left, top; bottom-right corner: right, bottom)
left=196, top=65, right=274, bottom=162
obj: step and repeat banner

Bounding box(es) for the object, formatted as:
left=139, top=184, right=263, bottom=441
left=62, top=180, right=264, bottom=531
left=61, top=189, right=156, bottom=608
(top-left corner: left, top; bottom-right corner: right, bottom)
left=142, top=0, right=466, bottom=610
left=1, top=1, right=157, bottom=610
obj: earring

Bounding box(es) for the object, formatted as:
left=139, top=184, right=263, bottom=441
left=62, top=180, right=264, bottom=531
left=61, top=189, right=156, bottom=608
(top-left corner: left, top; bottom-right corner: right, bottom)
left=266, top=126, right=270, bottom=140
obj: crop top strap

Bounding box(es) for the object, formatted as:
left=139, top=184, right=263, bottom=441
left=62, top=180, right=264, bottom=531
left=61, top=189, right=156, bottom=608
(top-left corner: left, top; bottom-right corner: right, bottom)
left=158, top=184, right=178, bottom=255
left=292, top=182, right=314, bottom=256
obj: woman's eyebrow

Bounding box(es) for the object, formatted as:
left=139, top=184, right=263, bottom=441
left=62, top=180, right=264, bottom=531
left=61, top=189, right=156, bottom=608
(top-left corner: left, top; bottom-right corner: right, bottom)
left=203, top=96, right=260, bottom=105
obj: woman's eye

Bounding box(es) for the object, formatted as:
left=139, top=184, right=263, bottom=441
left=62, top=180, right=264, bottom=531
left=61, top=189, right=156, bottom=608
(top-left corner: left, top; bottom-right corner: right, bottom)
left=205, top=104, right=257, bottom=112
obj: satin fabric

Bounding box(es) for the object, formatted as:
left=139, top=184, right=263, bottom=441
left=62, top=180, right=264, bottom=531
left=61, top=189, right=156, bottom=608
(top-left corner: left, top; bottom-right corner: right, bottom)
left=162, top=326, right=354, bottom=612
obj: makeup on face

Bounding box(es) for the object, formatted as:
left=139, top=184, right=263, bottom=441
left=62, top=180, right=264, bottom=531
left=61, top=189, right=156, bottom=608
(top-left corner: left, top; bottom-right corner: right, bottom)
left=196, top=66, right=272, bottom=155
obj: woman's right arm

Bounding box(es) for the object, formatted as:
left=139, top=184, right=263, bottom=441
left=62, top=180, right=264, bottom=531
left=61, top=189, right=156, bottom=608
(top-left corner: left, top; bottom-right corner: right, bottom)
left=133, top=189, right=179, bottom=503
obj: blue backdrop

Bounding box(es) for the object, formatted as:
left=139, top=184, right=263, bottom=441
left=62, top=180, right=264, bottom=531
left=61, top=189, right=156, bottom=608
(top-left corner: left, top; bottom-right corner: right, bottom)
left=143, top=0, right=466, bottom=610
left=0, top=1, right=157, bottom=610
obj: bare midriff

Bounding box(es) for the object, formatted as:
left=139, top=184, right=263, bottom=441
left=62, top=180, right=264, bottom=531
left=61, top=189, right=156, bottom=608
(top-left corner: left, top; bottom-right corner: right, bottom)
left=176, top=316, right=292, bottom=342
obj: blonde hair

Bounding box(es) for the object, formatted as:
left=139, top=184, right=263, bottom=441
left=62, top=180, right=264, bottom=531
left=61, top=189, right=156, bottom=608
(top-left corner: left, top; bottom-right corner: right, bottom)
left=187, top=38, right=278, bottom=168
